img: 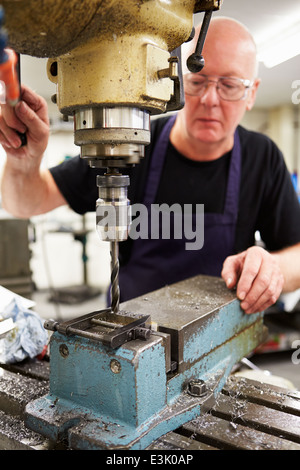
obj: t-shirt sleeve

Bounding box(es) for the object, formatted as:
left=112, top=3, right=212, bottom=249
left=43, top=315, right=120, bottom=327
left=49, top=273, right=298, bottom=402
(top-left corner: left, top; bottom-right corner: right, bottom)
left=50, top=155, right=100, bottom=214
left=257, top=141, right=300, bottom=251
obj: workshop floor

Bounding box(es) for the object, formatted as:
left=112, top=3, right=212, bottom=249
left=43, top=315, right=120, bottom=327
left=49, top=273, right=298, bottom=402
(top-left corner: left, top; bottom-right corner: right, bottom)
left=32, top=287, right=300, bottom=391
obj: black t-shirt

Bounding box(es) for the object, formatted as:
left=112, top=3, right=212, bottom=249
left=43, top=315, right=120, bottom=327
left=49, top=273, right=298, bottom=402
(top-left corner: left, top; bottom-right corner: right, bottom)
left=155, top=142, right=231, bottom=213
left=50, top=116, right=300, bottom=265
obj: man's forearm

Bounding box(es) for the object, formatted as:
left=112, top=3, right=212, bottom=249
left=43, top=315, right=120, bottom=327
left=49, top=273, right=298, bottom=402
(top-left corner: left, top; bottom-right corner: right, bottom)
left=273, top=243, right=300, bottom=293
left=1, top=165, right=66, bottom=218
left=1, top=163, right=48, bottom=218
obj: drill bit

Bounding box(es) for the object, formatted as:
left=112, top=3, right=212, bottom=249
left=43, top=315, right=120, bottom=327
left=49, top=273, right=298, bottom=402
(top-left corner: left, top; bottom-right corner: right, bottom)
left=110, top=240, right=120, bottom=313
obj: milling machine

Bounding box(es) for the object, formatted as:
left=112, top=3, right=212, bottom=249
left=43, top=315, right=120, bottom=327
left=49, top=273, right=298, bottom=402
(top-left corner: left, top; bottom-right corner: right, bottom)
left=0, top=0, right=276, bottom=450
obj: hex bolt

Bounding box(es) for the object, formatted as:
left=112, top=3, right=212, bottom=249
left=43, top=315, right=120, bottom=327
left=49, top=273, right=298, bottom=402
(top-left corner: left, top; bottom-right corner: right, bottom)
left=188, top=379, right=207, bottom=397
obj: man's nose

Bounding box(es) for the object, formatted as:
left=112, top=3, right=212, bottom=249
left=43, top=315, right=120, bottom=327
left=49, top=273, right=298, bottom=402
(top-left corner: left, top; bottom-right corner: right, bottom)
left=199, top=81, right=220, bottom=105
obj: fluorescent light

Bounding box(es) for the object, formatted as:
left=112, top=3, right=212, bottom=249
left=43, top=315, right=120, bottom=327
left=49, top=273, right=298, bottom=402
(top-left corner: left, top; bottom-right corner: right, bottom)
left=257, top=18, right=300, bottom=68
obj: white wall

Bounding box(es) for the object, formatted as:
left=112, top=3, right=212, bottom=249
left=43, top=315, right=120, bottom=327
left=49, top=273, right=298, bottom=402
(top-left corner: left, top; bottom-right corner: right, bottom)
left=242, top=104, right=300, bottom=178
left=29, top=209, right=110, bottom=291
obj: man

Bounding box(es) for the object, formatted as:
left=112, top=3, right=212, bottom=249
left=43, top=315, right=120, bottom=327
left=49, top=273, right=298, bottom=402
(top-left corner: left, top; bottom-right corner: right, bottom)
left=1, top=17, right=300, bottom=314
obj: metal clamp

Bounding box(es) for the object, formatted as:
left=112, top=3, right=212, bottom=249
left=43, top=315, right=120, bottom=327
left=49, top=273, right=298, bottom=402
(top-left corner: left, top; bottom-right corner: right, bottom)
left=45, top=309, right=151, bottom=349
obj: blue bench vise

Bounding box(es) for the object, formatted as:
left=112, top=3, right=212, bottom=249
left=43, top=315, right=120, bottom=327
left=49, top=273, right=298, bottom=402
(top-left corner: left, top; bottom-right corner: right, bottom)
left=25, top=275, right=266, bottom=450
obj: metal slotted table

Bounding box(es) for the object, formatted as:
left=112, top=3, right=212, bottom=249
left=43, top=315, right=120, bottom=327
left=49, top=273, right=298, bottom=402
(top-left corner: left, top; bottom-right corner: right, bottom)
left=1, top=359, right=300, bottom=450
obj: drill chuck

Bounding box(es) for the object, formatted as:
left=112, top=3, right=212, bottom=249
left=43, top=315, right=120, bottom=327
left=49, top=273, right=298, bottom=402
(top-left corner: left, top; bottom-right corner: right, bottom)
left=96, top=174, right=131, bottom=242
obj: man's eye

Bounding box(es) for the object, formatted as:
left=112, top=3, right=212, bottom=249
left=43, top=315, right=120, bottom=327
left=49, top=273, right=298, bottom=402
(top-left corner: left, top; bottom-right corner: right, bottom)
left=191, top=80, right=205, bottom=86
left=221, top=80, right=238, bottom=89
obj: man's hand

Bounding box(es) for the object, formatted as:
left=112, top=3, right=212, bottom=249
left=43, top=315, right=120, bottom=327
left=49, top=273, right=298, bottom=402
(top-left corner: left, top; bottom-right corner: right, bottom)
left=0, top=85, right=66, bottom=218
left=0, top=84, right=49, bottom=173
left=221, top=246, right=284, bottom=314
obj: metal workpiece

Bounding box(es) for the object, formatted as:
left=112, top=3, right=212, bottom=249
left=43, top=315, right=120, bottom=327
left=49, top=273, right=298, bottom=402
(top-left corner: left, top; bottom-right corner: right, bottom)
left=25, top=275, right=266, bottom=450
left=122, top=275, right=266, bottom=374
left=44, top=309, right=151, bottom=349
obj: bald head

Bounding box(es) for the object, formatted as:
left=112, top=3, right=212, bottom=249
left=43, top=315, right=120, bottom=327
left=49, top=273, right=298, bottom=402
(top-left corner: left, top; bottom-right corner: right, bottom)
left=182, top=17, right=258, bottom=79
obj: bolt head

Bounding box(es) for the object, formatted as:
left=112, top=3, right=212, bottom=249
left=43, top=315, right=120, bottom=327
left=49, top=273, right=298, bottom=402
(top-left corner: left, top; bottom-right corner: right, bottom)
left=188, top=379, right=207, bottom=397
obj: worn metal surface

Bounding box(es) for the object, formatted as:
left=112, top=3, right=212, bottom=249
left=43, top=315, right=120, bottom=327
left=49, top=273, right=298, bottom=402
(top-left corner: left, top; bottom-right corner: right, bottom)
left=123, top=275, right=265, bottom=373
left=0, top=360, right=58, bottom=450
left=2, top=0, right=200, bottom=115
left=149, top=376, right=300, bottom=450
left=2, top=0, right=201, bottom=57
left=0, top=366, right=48, bottom=417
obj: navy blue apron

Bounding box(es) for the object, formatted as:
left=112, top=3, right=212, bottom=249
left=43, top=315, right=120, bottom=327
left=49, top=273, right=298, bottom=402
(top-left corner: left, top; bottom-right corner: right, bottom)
left=118, top=115, right=241, bottom=302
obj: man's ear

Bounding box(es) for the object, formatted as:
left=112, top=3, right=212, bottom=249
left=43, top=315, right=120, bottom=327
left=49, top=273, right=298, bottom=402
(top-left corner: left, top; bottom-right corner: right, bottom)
left=246, top=78, right=261, bottom=111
